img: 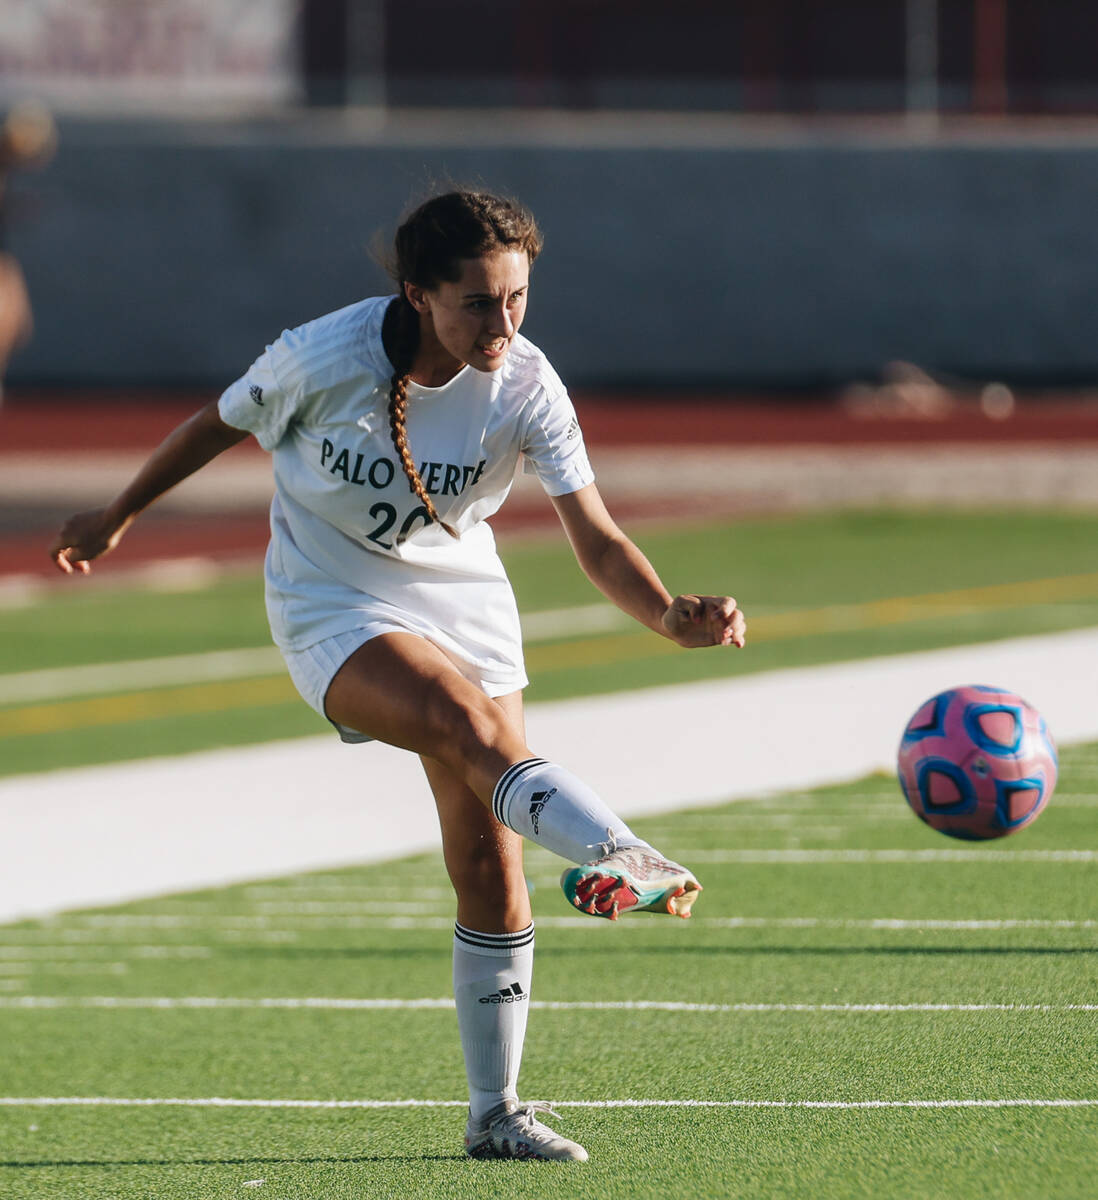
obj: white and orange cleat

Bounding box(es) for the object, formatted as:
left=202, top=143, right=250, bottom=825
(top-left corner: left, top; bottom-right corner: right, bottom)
left=560, top=846, right=701, bottom=920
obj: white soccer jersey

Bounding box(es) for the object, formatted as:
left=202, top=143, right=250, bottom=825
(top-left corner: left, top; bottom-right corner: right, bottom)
left=218, top=295, right=594, bottom=686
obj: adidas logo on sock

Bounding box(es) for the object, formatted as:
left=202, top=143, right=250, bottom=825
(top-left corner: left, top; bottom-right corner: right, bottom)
left=478, top=982, right=528, bottom=1005
left=528, top=788, right=556, bottom=835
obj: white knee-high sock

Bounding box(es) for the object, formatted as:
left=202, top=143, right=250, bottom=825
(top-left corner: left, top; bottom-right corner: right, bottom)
left=492, top=758, right=650, bottom=864
left=453, top=922, right=535, bottom=1121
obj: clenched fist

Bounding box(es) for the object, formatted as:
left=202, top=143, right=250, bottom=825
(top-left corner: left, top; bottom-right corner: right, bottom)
left=662, top=595, right=746, bottom=649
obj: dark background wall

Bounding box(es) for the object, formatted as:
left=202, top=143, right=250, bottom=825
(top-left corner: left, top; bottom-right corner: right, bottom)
left=8, top=117, right=1098, bottom=390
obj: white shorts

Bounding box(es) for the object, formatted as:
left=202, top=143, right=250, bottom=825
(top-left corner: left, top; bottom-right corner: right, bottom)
left=280, top=623, right=528, bottom=744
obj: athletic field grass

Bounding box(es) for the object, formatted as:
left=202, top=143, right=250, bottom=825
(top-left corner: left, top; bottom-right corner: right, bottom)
left=2, top=508, right=1097, bottom=1197
left=4, top=509, right=1098, bottom=776
left=1, top=750, right=1095, bottom=1198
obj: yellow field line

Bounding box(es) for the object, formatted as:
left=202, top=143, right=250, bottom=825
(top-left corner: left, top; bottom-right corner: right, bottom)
left=4, top=570, right=1098, bottom=739
left=0, top=677, right=299, bottom=737
left=748, top=570, right=1098, bottom=639
left=526, top=571, right=1098, bottom=674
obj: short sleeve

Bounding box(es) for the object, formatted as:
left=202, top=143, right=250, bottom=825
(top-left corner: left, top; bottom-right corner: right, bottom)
left=521, top=385, right=595, bottom=497
left=217, top=333, right=300, bottom=452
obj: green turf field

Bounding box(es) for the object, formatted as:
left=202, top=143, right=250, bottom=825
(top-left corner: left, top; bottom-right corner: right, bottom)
left=1, top=750, right=1095, bottom=1198
left=4, top=509, right=1098, bottom=777
left=2, top=508, right=1097, bottom=1197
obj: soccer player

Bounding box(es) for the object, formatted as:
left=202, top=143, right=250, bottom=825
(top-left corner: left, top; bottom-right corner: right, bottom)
left=0, top=101, right=57, bottom=400
left=50, top=190, right=746, bottom=1162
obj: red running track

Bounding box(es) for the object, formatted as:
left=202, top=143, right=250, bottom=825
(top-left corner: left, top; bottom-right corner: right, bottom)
left=5, top=388, right=1098, bottom=582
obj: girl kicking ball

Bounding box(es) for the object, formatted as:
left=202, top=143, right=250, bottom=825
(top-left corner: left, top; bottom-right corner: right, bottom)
left=51, top=189, right=746, bottom=1162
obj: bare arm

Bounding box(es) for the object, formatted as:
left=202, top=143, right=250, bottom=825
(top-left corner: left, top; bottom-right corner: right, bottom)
left=50, top=400, right=250, bottom=575
left=550, top=484, right=746, bottom=649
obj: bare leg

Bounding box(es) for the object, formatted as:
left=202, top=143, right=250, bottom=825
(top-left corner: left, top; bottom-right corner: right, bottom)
left=420, top=691, right=531, bottom=933
left=324, top=632, right=531, bottom=803
left=324, top=632, right=651, bottom=865
left=414, top=689, right=541, bottom=1131
left=324, top=631, right=690, bottom=919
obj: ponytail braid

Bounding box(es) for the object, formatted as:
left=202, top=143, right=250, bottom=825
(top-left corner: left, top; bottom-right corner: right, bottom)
left=385, top=294, right=458, bottom=539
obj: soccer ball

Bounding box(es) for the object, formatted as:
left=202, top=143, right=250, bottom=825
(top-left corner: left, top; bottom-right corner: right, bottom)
left=896, top=685, right=1057, bottom=840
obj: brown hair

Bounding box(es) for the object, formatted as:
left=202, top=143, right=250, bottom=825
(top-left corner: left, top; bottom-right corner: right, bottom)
left=383, top=190, right=543, bottom=539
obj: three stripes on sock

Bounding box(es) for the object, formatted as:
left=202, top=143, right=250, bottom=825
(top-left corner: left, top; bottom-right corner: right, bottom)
left=491, top=757, right=647, bottom=864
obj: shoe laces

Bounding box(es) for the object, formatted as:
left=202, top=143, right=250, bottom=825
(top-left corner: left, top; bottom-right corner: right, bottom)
left=596, top=827, right=619, bottom=859
left=506, top=1101, right=562, bottom=1136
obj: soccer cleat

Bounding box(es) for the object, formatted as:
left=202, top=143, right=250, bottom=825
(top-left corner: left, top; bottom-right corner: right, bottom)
left=560, top=845, right=702, bottom=920
left=464, top=1100, right=589, bottom=1162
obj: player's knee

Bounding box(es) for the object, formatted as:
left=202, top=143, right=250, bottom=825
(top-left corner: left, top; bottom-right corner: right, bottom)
left=422, top=687, right=516, bottom=773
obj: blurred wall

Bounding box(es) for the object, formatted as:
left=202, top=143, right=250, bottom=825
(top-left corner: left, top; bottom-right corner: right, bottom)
left=7, top=117, right=1098, bottom=390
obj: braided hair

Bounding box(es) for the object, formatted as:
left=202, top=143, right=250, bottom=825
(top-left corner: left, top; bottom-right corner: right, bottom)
left=382, top=191, right=543, bottom=540
left=382, top=293, right=458, bottom=538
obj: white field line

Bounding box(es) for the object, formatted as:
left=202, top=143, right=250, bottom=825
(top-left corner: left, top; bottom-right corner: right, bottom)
left=249, top=901, right=448, bottom=915
left=73, top=902, right=1095, bottom=929
left=0, top=648, right=284, bottom=704
left=0, top=964, right=129, bottom=977
left=736, top=792, right=898, bottom=802
left=145, top=897, right=452, bottom=913
left=520, top=603, right=627, bottom=640
left=0, top=1096, right=1094, bottom=1110
left=0, top=945, right=211, bottom=958
left=0, top=606, right=619, bottom=705
left=2, top=997, right=1096, bottom=1013
left=0, top=558, right=229, bottom=611
left=682, top=849, right=1098, bottom=863
left=705, top=917, right=1098, bottom=930
left=16, top=964, right=129, bottom=975
left=240, top=885, right=455, bottom=899
left=39, top=914, right=1098, bottom=932
left=660, top=816, right=905, bottom=827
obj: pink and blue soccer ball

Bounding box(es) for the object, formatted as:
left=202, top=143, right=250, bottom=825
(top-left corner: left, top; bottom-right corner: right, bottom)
left=897, top=685, right=1057, bottom=840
